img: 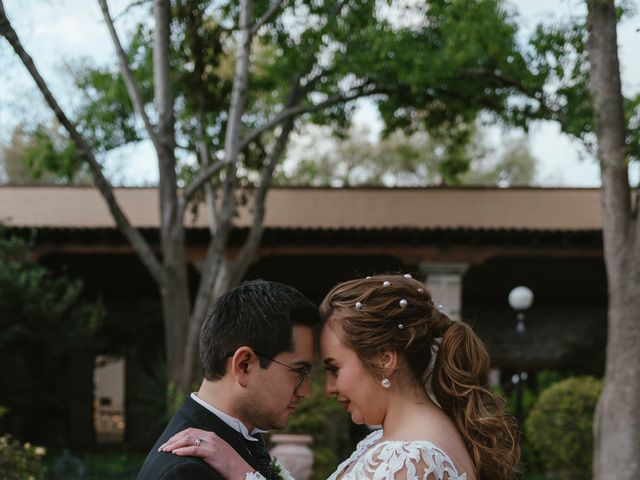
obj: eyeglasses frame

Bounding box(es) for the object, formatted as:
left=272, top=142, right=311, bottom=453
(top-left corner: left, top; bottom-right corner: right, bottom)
left=255, top=353, right=314, bottom=390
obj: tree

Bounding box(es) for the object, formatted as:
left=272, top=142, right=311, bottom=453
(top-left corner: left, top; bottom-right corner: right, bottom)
left=0, top=231, right=103, bottom=447
left=276, top=124, right=537, bottom=186
left=0, top=0, right=546, bottom=395
left=585, top=1, right=640, bottom=478
left=0, top=124, right=90, bottom=185
left=525, top=1, right=640, bottom=477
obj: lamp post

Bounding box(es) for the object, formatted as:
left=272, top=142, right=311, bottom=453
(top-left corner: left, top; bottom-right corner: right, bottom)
left=508, top=286, right=534, bottom=425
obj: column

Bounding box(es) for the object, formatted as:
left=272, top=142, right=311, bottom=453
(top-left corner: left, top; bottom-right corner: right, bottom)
left=419, top=262, right=469, bottom=321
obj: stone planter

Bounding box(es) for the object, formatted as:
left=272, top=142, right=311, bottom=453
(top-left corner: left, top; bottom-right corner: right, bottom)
left=269, top=434, right=314, bottom=480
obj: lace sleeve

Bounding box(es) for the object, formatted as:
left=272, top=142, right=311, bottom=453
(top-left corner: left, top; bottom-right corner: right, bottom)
left=355, top=441, right=466, bottom=480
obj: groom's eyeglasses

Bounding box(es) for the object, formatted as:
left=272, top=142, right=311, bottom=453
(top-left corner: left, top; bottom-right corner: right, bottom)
left=255, top=353, right=313, bottom=390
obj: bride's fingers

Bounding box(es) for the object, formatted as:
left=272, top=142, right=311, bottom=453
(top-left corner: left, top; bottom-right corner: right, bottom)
left=159, top=434, right=198, bottom=452
left=159, top=427, right=210, bottom=451
left=169, top=439, right=223, bottom=456
left=160, top=429, right=223, bottom=452
left=171, top=445, right=201, bottom=456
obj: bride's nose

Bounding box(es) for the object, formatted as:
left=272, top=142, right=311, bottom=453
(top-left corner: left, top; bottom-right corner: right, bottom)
left=325, top=374, right=337, bottom=395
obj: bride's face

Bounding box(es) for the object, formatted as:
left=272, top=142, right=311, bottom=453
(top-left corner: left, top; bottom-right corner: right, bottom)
left=320, top=321, right=388, bottom=426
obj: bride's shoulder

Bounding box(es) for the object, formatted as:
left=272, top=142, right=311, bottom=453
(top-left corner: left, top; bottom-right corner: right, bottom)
left=354, top=429, right=384, bottom=451
left=364, top=437, right=468, bottom=480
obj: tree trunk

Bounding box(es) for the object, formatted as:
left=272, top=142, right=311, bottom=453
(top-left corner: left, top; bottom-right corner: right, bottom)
left=586, top=1, right=640, bottom=478
left=151, top=0, right=191, bottom=395
left=161, top=253, right=191, bottom=392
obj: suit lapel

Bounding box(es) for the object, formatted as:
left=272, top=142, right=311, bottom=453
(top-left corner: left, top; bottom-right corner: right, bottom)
left=179, top=396, right=264, bottom=473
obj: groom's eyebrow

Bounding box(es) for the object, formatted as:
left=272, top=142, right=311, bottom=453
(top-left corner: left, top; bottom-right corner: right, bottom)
left=292, top=360, right=314, bottom=367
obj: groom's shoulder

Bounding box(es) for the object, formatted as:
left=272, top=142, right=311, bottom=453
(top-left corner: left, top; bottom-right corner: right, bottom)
left=137, top=453, right=221, bottom=480
left=137, top=398, right=225, bottom=480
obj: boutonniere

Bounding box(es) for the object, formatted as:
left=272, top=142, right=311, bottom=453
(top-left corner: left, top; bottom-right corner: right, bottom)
left=270, top=458, right=294, bottom=480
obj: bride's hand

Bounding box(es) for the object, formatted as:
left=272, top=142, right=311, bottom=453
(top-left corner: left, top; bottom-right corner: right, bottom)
left=159, top=427, right=255, bottom=479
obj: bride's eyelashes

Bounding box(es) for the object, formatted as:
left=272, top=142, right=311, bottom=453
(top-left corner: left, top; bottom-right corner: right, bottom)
left=324, top=365, right=339, bottom=375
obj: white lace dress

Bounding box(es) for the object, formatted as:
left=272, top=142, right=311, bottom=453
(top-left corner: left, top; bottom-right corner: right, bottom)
left=327, top=430, right=467, bottom=480
left=247, top=429, right=467, bottom=480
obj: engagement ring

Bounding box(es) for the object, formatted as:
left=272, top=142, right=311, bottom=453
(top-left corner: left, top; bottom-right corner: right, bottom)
left=194, top=437, right=203, bottom=447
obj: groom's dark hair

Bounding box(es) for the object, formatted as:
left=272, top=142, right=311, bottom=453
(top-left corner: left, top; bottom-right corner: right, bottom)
left=200, top=279, right=319, bottom=380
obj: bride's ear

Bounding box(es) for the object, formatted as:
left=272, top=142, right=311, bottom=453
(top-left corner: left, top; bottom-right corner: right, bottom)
left=378, top=350, right=397, bottom=374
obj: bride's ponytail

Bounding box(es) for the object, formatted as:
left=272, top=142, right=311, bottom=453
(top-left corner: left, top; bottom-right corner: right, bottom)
left=432, top=318, right=520, bottom=480
left=320, top=274, right=521, bottom=479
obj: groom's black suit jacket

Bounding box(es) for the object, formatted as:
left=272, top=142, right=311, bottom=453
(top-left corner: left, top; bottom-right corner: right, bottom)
left=137, top=396, right=267, bottom=480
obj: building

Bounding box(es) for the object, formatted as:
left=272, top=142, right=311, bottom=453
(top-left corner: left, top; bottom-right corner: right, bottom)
left=0, top=185, right=607, bottom=448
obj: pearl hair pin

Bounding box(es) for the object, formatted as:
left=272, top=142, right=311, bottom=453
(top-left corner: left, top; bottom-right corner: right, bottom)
left=404, top=273, right=412, bottom=279
left=399, top=299, right=408, bottom=308
left=398, top=324, right=404, bottom=329
left=383, top=281, right=391, bottom=287
left=418, top=288, right=424, bottom=293
left=355, top=302, right=363, bottom=310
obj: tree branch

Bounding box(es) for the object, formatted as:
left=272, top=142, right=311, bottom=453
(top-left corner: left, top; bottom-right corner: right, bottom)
left=113, top=0, right=152, bottom=21
left=250, top=0, right=285, bottom=37
left=97, top=0, right=160, bottom=148
left=208, top=0, right=253, bottom=232
left=228, top=118, right=296, bottom=286
left=458, top=67, right=541, bottom=98
left=224, top=0, right=252, bottom=165
left=0, top=3, right=165, bottom=285
left=238, top=84, right=383, bottom=151
left=300, top=66, right=335, bottom=94
left=179, top=232, right=229, bottom=385
left=178, top=157, right=232, bottom=212
left=197, top=105, right=219, bottom=234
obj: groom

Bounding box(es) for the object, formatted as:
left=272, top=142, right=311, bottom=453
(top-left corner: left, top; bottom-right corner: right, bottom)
left=137, top=279, right=319, bottom=480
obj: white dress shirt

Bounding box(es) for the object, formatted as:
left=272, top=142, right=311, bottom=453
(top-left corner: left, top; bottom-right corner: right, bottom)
left=190, top=392, right=266, bottom=442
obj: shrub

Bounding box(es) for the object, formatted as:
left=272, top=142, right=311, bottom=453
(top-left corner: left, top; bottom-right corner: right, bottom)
left=0, top=231, right=103, bottom=445
left=0, top=407, right=46, bottom=480
left=274, top=370, right=350, bottom=480
left=525, top=376, right=602, bottom=480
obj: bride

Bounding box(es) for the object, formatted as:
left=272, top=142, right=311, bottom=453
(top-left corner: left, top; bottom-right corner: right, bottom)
left=160, top=274, right=520, bottom=479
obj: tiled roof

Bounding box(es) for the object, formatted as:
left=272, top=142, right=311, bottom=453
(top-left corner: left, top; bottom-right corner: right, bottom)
left=0, top=186, right=603, bottom=231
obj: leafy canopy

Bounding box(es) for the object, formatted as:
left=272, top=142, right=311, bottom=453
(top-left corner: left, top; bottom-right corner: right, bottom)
left=14, top=0, right=546, bottom=186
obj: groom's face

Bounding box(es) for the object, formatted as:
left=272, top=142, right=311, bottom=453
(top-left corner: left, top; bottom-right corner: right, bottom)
left=241, top=324, right=315, bottom=430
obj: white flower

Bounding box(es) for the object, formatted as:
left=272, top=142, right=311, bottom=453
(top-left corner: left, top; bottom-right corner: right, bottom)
left=273, top=460, right=294, bottom=480
left=244, top=459, right=295, bottom=480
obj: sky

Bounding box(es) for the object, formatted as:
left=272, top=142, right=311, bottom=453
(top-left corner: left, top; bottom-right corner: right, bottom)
left=1, top=0, right=639, bottom=187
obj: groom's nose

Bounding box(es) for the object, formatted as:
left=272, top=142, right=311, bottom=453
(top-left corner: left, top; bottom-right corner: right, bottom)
left=295, top=375, right=312, bottom=397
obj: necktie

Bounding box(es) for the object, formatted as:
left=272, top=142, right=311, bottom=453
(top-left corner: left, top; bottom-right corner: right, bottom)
left=244, top=435, right=273, bottom=479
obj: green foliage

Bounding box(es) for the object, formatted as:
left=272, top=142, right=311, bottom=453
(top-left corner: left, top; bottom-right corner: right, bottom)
left=28, top=0, right=548, bottom=188
left=0, top=435, right=46, bottom=480
left=276, top=124, right=537, bottom=186
left=275, top=370, right=350, bottom=480
left=494, top=369, right=566, bottom=475
left=0, top=407, right=46, bottom=480
left=75, top=452, right=145, bottom=479
left=525, top=376, right=602, bottom=480
left=19, top=126, right=84, bottom=183
left=526, top=10, right=639, bottom=164
left=0, top=124, right=90, bottom=185
left=0, top=231, right=104, bottom=442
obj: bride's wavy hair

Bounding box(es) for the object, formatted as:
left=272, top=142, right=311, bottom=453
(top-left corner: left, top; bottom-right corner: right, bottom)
left=320, top=274, right=520, bottom=480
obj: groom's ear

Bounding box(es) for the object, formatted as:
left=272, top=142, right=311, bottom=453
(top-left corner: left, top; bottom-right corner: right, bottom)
left=231, top=346, right=257, bottom=387
left=378, top=350, right=397, bottom=374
